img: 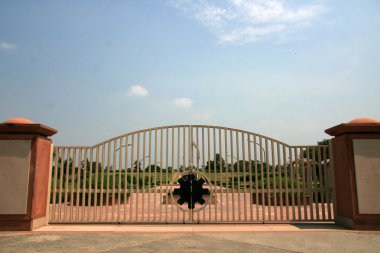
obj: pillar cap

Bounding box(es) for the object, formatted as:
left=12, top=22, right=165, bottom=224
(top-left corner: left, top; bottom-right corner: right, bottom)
left=0, top=118, right=57, bottom=137
left=3, top=118, right=35, bottom=124
left=348, top=117, right=380, bottom=124
left=325, top=117, right=380, bottom=137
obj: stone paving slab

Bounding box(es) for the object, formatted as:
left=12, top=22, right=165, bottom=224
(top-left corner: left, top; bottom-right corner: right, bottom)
left=0, top=225, right=380, bottom=253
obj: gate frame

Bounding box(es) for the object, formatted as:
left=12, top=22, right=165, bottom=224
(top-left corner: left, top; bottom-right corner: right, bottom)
left=48, top=124, right=336, bottom=225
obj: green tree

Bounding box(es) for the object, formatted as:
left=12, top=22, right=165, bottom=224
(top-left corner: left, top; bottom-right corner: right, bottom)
left=204, top=153, right=226, bottom=172
left=57, top=158, right=74, bottom=181
left=133, top=160, right=143, bottom=171
left=303, top=139, right=330, bottom=161
left=80, top=159, right=102, bottom=172
left=145, top=164, right=162, bottom=172
left=230, top=160, right=269, bottom=177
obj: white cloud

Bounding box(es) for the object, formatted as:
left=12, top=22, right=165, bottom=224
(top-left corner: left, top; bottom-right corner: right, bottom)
left=168, top=0, right=326, bottom=44
left=127, top=85, right=149, bottom=97
left=220, top=24, right=285, bottom=43
left=0, top=41, right=16, bottom=49
left=173, top=98, right=193, bottom=108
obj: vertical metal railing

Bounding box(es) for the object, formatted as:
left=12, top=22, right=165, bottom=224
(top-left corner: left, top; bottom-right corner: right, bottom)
left=49, top=125, right=335, bottom=223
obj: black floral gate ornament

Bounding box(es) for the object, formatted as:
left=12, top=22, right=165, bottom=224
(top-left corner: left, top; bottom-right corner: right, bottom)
left=176, top=173, right=209, bottom=209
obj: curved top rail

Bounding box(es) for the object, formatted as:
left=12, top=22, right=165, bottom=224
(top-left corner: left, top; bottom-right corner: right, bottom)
left=54, top=124, right=304, bottom=148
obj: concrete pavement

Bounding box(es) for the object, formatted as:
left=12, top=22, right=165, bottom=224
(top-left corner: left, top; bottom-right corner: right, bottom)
left=1, top=224, right=380, bottom=253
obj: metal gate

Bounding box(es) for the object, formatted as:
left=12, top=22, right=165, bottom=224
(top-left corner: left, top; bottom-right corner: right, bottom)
left=49, top=125, right=335, bottom=223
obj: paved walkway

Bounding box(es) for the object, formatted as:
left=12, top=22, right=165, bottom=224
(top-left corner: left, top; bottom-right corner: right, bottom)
left=1, top=224, right=380, bottom=252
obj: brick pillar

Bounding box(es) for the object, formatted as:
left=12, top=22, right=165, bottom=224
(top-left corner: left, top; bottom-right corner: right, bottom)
left=325, top=117, right=380, bottom=230
left=0, top=118, right=57, bottom=231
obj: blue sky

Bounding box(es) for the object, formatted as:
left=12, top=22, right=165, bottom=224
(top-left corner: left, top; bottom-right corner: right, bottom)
left=1, top=0, right=379, bottom=146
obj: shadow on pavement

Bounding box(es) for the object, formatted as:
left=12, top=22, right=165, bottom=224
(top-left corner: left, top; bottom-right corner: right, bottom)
left=291, top=223, right=348, bottom=230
